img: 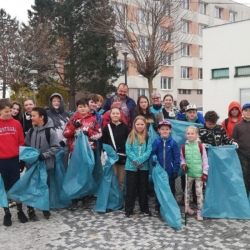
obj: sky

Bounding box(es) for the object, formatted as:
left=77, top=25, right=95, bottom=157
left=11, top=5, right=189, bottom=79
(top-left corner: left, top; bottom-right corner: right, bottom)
left=1, top=0, right=250, bottom=24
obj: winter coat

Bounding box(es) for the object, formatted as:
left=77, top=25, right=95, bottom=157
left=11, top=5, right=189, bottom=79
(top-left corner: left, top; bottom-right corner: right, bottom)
left=221, top=101, right=242, bottom=138
left=21, top=112, right=33, bottom=135
left=132, top=113, right=156, bottom=131
left=102, top=109, right=128, bottom=130
left=125, top=136, right=152, bottom=171
left=25, top=117, right=60, bottom=170
left=155, top=108, right=177, bottom=128
left=182, top=116, right=201, bottom=124
left=150, top=104, right=163, bottom=115
left=150, top=136, right=180, bottom=178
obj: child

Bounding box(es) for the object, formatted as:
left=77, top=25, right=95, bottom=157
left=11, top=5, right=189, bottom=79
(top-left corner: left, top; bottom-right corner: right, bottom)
left=182, top=104, right=201, bottom=124
left=124, top=116, right=152, bottom=217
left=87, top=94, right=102, bottom=127
left=63, top=98, right=102, bottom=210
left=21, top=98, right=35, bottom=135
left=150, top=120, right=180, bottom=215
left=0, top=99, right=28, bottom=226
left=232, top=103, right=250, bottom=196
left=181, top=126, right=209, bottom=221
left=222, top=101, right=242, bottom=138
left=101, top=107, right=129, bottom=190
left=25, top=107, right=60, bottom=221
left=11, top=101, right=22, bottom=122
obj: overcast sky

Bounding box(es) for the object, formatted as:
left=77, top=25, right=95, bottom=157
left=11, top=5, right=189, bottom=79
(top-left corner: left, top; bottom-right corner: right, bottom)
left=0, top=0, right=250, bottom=23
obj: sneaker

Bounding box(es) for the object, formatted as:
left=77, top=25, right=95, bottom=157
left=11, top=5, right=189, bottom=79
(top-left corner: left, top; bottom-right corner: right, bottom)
left=43, top=211, right=51, bottom=219
left=17, top=211, right=28, bottom=223
left=143, top=210, right=152, bottom=216
left=197, top=209, right=203, bottom=221
left=186, top=206, right=194, bottom=215
left=9, top=200, right=16, bottom=208
left=28, top=209, right=39, bottom=222
left=3, top=213, right=12, bottom=227
left=69, top=200, right=78, bottom=211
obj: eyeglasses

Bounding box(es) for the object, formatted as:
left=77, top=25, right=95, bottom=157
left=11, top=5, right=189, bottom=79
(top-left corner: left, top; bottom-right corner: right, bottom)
left=152, top=97, right=160, bottom=100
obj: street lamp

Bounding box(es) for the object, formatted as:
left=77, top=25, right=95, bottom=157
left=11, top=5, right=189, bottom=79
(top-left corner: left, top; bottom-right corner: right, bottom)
left=122, top=52, right=129, bottom=85
left=29, top=70, right=38, bottom=103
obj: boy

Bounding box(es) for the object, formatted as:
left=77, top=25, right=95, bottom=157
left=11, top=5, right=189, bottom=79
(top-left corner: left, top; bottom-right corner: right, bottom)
left=232, top=103, right=250, bottom=196
left=87, top=94, right=102, bottom=127
left=0, top=99, right=28, bottom=226
left=63, top=98, right=102, bottom=209
left=182, top=104, right=201, bottom=123
left=21, top=98, right=35, bottom=135
left=25, top=107, right=60, bottom=221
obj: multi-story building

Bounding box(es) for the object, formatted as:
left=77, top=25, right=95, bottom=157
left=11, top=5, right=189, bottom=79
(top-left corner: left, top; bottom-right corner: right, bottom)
left=113, top=0, right=250, bottom=106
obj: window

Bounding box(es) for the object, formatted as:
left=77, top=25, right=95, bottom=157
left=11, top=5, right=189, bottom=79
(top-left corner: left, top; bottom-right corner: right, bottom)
left=197, top=90, right=203, bottom=95
left=198, top=24, right=206, bottom=36
left=161, top=28, right=169, bottom=41
left=199, top=2, right=207, bottom=14
left=179, top=89, right=191, bottom=94
left=161, top=53, right=172, bottom=66
left=138, top=10, right=148, bottom=24
left=181, top=43, right=190, bottom=56
left=161, top=77, right=172, bottom=90
left=212, top=68, right=229, bottom=79
left=138, top=36, right=150, bottom=50
left=235, top=66, right=250, bottom=77
left=181, top=67, right=191, bottom=79
left=138, top=89, right=149, bottom=98
left=114, top=32, right=125, bottom=46
left=215, top=7, right=222, bottom=19
left=199, top=46, right=203, bottom=58
left=198, top=68, right=203, bottom=79
left=116, top=61, right=125, bottom=71
left=165, top=4, right=171, bottom=17
left=182, top=20, right=190, bottom=33
left=230, top=12, right=237, bottom=22
left=112, top=3, right=126, bottom=18
left=182, top=0, right=189, bottom=9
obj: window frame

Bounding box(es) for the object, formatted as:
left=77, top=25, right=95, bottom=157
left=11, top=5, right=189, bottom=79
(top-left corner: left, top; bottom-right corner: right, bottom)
left=179, top=89, right=191, bottom=94
left=197, top=89, right=203, bottom=95
left=181, top=43, right=190, bottom=56
left=199, top=46, right=203, bottom=58
left=212, top=68, right=229, bottom=79
left=182, top=0, right=189, bottom=10
left=138, top=36, right=150, bottom=50
left=181, top=20, right=190, bottom=33
left=161, top=53, right=172, bottom=66
left=235, top=65, right=250, bottom=77
left=199, top=2, right=207, bottom=15
left=181, top=67, right=191, bottom=79
left=229, top=11, right=237, bottom=22
left=198, top=24, right=206, bottom=36
left=161, top=77, right=173, bottom=90
left=138, top=9, right=149, bottom=24
left=215, top=7, right=222, bottom=19
left=198, top=68, right=203, bottom=80
left=112, top=3, right=126, bottom=18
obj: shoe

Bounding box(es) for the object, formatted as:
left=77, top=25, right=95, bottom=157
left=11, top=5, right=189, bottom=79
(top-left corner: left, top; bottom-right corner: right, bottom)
left=197, top=209, right=203, bottom=221
left=143, top=210, right=152, bottom=216
left=186, top=206, right=194, bottom=215
left=28, top=209, right=39, bottom=222
left=43, top=211, right=51, bottom=219
left=3, top=213, right=12, bottom=227
left=154, top=210, right=159, bottom=216
left=17, top=211, right=28, bottom=223
left=9, top=200, right=16, bottom=208
left=125, top=212, right=131, bottom=218
left=69, top=200, right=78, bottom=211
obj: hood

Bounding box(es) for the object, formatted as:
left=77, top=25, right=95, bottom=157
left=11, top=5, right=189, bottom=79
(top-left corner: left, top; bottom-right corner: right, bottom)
left=33, top=117, right=54, bottom=132
left=228, top=101, right=242, bottom=119
left=159, top=135, right=173, bottom=143
left=74, top=112, right=92, bottom=120
left=49, top=93, right=65, bottom=114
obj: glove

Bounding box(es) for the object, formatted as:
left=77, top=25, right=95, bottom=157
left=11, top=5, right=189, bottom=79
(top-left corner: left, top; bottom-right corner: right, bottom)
left=38, top=153, right=45, bottom=161
left=233, top=142, right=239, bottom=149
left=19, top=160, right=25, bottom=173
left=202, top=173, right=207, bottom=182
left=182, top=164, right=187, bottom=172
left=151, top=161, right=156, bottom=167
left=82, top=127, right=89, bottom=136
left=59, top=140, right=66, bottom=147
left=203, top=143, right=209, bottom=149
left=73, top=119, right=82, bottom=128
left=173, top=173, right=178, bottom=179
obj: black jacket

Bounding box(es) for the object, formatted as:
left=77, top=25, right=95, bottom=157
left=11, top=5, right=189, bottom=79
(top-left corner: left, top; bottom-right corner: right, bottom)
left=132, top=113, right=156, bottom=131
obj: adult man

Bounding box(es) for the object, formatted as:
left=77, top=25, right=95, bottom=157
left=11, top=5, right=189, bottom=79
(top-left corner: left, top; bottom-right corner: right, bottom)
left=21, top=98, right=35, bottom=135
left=103, top=83, right=136, bottom=128
left=150, top=93, right=163, bottom=115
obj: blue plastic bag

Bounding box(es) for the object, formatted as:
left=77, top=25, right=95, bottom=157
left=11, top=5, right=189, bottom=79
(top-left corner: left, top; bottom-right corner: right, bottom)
left=50, top=148, right=71, bottom=209
left=94, top=144, right=123, bottom=212
left=8, top=147, right=49, bottom=211
left=152, top=163, right=182, bottom=229
left=60, top=132, right=98, bottom=200
left=201, top=145, right=250, bottom=219
left=0, top=174, right=8, bottom=208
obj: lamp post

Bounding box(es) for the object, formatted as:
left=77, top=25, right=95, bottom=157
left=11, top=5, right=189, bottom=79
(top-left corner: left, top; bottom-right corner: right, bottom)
left=122, top=52, right=129, bottom=85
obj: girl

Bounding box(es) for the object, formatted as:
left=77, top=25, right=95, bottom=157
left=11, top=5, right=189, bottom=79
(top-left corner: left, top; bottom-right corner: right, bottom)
left=180, top=126, right=209, bottom=221
left=101, top=107, right=130, bottom=190
left=150, top=120, right=180, bottom=215
left=132, top=95, right=156, bottom=130
left=125, top=116, right=152, bottom=217
left=11, top=101, right=22, bottom=122
left=155, top=94, right=177, bottom=128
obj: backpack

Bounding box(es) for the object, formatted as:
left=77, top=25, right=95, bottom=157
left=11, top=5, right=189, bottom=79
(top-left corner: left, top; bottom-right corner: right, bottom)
left=28, top=127, right=51, bottom=145
left=181, top=141, right=203, bottom=159
left=224, top=118, right=229, bottom=130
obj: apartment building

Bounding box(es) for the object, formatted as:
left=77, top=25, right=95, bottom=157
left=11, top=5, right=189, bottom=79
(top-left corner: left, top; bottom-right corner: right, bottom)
left=113, top=0, right=250, bottom=105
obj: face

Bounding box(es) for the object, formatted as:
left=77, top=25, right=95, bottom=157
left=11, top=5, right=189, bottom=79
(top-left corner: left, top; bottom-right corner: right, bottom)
left=96, top=101, right=102, bottom=109
left=110, top=108, right=121, bottom=123
left=12, top=104, right=20, bottom=116
left=186, top=110, right=197, bottom=121
left=186, top=128, right=198, bottom=142
left=24, top=100, right=35, bottom=113
left=139, top=98, right=148, bottom=110
left=0, top=106, right=12, bottom=120
left=164, top=96, right=173, bottom=108
left=135, top=119, right=146, bottom=133
left=152, top=96, right=161, bottom=105
left=52, top=97, right=61, bottom=110
left=230, top=107, right=240, bottom=117
left=88, top=100, right=97, bottom=111
left=117, top=86, right=128, bottom=100
left=158, top=125, right=171, bottom=138
left=242, top=107, right=250, bottom=120
left=112, top=100, right=121, bottom=109
left=205, top=121, right=216, bottom=129
left=77, top=104, right=89, bottom=116
left=31, top=111, right=44, bottom=126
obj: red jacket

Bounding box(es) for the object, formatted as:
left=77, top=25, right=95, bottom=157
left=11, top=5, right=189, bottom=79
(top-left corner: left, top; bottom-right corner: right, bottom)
left=102, top=109, right=128, bottom=130
left=0, top=117, right=24, bottom=159
left=63, top=112, right=102, bottom=153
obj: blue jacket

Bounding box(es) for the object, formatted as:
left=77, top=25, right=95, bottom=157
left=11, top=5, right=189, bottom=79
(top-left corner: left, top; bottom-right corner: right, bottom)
left=177, top=111, right=205, bottom=125
left=125, top=136, right=152, bottom=171
left=150, top=136, right=180, bottom=178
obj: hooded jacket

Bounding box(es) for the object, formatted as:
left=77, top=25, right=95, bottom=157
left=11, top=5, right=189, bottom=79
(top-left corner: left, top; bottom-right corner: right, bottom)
left=221, top=101, right=242, bottom=138
left=25, top=117, right=60, bottom=170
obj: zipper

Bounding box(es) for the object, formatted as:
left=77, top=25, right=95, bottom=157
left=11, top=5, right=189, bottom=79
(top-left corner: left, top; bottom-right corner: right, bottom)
left=163, top=139, right=166, bottom=170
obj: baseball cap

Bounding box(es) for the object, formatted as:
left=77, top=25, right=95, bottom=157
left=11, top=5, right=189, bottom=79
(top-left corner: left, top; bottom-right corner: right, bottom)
left=158, top=120, right=172, bottom=129
left=242, top=103, right=250, bottom=111
left=186, top=104, right=197, bottom=111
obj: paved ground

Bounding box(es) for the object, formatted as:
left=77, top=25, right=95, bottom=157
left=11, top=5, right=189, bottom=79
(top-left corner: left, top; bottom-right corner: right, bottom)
left=1, top=193, right=250, bottom=250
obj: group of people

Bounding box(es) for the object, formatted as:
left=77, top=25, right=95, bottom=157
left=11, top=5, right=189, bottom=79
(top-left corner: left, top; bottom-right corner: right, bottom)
left=0, top=82, right=249, bottom=227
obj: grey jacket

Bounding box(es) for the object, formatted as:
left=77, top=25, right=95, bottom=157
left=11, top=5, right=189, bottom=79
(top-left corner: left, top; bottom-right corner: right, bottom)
left=25, top=117, right=60, bottom=170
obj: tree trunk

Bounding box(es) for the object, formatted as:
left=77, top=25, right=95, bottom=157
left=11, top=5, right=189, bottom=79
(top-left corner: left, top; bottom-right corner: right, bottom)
left=69, top=89, right=76, bottom=111
left=147, top=77, right=154, bottom=104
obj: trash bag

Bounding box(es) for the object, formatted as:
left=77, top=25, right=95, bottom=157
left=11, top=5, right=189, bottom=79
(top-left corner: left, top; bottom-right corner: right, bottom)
left=50, top=148, right=71, bottom=209
left=94, top=144, right=124, bottom=212
left=8, top=147, right=49, bottom=211
left=60, top=132, right=98, bottom=200
left=0, top=174, right=8, bottom=208
left=93, top=149, right=103, bottom=187
left=152, top=163, right=182, bottom=229
left=201, top=145, right=250, bottom=219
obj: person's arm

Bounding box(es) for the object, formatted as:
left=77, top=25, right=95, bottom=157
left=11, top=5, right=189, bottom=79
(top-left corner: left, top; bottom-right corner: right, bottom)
left=232, top=124, right=238, bottom=141
left=88, top=119, right=102, bottom=141
left=63, top=117, right=76, bottom=138
left=100, top=126, right=109, bottom=145
left=172, top=141, right=180, bottom=173
left=125, top=139, right=139, bottom=161
left=150, top=139, right=158, bottom=163
left=201, top=144, right=209, bottom=175
left=24, top=129, right=31, bottom=146
left=42, top=130, right=60, bottom=159
left=136, top=136, right=152, bottom=165
left=221, top=126, right=234, bottom=145
left=18, top=122, right=24, bottom=146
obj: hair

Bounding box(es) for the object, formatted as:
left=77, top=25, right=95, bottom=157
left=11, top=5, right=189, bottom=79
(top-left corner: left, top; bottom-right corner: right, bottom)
left=117, top=83, right=128, bottom=89
left=110, top=107, right=121, bottom=119
left=32, top=107, right=48, bottom=124
left=0, top=99, right=12, bottom=110
left=163, top=94, right=173, bottom=102
left=204, top=111, right=220, bottom=124
left=179, top=100, right=189, bottom=109
left=96, top=94, right=104, bottom=103
left=135, top=95, right=151, bottom=115
left=128, top=116, right=148, bottom=145
left=151, top=92, right=161, bottom=98
left=186, top=126, right=199, bottom=134
left=23, top=98, right=35, bottom=104
left=12, top=101, right=22, bottom=121
left=111, top=95, right=121, bottom=104
left=76, top=98, right=89, bottom=107
left=87, top=94, right=99, bottom=103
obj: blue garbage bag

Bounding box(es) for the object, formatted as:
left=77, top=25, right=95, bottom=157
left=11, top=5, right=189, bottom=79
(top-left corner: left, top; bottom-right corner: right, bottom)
left=201, top=145, right=250, bottom=219
left=94, top=144, right=123, bottom=212
left=93, top=149, right=103, bottom=188
left=60, top=132, right=98, bottom=200
left=152, top=163, right=182, bottom=229
left=7, top=147, right=49, bottom=211
left=0, top=174, right=8, bottom=208
left=50, top=148, right=71, bottom=209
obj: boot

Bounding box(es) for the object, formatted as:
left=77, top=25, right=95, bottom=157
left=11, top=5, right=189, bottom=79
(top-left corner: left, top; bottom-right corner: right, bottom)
left=186, top=206, right=194, bottom=215
left=197, top=209, right=203, bottom=221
